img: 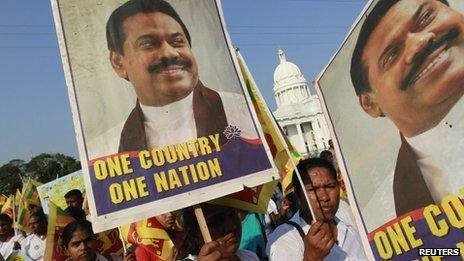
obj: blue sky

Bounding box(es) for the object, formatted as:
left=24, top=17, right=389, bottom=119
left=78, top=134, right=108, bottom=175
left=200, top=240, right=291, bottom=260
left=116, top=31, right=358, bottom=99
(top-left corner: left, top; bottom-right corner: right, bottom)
left=0, top=0, right=365, bottom=164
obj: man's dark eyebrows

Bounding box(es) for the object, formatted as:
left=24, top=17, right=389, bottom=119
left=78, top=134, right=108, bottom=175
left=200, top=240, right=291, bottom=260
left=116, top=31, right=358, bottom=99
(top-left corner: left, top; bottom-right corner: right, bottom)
left=135, top=34, right=159, bottom=44
left=170, top=32, right=185, bottom=39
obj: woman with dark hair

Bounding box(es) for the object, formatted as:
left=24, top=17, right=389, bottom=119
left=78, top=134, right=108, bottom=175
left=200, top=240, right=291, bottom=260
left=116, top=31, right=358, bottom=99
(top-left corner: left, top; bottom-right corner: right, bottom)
left=177, top=203, right=259, bottom=261
left=61, top=220, right=134, bottom=261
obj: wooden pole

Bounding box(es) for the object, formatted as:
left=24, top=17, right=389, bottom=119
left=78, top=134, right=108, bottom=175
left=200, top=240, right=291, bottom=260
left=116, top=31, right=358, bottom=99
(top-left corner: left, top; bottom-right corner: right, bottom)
left=117, top=227, right=128, bottom=254
left=194, top=205, right=212, bottom=243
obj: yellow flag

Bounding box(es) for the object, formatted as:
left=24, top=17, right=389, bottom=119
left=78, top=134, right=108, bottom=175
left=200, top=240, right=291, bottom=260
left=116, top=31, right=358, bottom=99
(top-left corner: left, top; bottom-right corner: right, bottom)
left=236, top=51, right=302, bottom=195
left=1, top=195, right=14, bottom=219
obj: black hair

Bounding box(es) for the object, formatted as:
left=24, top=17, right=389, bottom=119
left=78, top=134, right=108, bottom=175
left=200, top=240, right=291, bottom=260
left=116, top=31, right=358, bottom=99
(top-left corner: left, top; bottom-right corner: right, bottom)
left=350, top=0, right=449, bottom=95
left=319, top=150, right=333, bottom=161
left=292, top=158, right=337, bottom=197
left=177, top=206, right=205, bottom=259
left=0, top=213, right=12, bottom=224
left=61, top=219, right=94, bottom=248
left=106, top=0, right=191, bottom=55
left=30, top=211, right=47, bottom=224
left=177, top=204, right=241, bottom=259
left=64, top=189, right=82, bottom=200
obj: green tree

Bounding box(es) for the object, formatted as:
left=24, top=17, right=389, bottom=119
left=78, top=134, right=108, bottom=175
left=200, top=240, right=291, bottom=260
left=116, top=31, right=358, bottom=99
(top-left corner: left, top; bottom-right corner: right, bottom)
left=25, top=153, right=81, bottom=183
left=0, top=159, right=26, bottom=195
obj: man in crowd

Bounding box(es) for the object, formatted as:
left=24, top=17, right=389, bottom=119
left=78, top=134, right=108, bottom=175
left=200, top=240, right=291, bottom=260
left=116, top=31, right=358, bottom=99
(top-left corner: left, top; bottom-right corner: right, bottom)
left=22, top=212, right=47, bottom=260
left=350, top=0, right=464, bottom=216
left=64, top=189, right=84, bottom=210
left=26, top=203, right=43, bottom=216
left=90, top=0, right=254, bottom=157
left=266, top=158, right=366, bottom=260
left=0, top=214, right=24, bottom=260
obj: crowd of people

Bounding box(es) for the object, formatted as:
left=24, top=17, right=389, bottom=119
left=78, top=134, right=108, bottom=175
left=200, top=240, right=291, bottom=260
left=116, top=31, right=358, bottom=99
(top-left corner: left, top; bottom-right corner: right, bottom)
left=0, top=151, right=366, bottom=260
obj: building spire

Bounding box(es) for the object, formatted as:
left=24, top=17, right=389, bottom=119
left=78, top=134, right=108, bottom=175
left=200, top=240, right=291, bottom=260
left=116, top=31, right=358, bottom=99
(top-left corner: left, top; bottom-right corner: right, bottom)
left=278, top=48, right=286, bottom=63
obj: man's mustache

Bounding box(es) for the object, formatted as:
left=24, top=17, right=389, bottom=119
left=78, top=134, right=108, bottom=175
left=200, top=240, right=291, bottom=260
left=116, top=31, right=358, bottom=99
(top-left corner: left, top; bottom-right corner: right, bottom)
left=147, top=58, right=191, bottom=74
left=400, top=27, right=460, bottom=91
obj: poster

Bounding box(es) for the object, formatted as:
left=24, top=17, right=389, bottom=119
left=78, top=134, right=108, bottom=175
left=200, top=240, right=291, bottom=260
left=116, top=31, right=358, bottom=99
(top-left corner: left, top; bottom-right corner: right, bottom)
left=37, top=170, right=85, bottom=214
left=51, top=0, right=276, bottom=232
left=316, top=0, right=464, bottom=259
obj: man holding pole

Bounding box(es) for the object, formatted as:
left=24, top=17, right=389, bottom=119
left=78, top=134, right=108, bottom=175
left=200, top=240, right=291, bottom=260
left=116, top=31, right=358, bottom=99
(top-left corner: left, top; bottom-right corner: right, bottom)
left=266, top=158, right=366, bottom=260
left=0, top=214, right=24, bottom=260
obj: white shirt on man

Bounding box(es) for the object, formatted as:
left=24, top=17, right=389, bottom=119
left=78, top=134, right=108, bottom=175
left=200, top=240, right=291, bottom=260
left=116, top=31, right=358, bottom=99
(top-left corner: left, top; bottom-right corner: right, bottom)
left=0, top=233, right=25, bottom=260
left=21, top=234, right=45, bottom=261
left=266, top=201, right=366, bottom=261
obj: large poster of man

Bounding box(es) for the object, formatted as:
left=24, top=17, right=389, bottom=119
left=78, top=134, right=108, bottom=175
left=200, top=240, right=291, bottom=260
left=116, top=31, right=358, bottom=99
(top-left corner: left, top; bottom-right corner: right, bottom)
left=51, top=0, right=276, bottom=232
left=317, top=0, right=464, bottom=259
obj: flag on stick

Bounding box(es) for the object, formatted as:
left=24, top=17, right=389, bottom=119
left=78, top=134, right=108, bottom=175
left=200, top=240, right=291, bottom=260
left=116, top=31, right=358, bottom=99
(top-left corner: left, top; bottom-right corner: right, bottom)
left=120, top=217, right=175, bottom=260
left=209, top=50, right=304, bottom=212
left=1, top=195, right=14, bottom=219
left=227, top=51, right=316, bottom=220
left=236, top=50, right=302, bottom=196
left=44, top=202, right=74, bottom=260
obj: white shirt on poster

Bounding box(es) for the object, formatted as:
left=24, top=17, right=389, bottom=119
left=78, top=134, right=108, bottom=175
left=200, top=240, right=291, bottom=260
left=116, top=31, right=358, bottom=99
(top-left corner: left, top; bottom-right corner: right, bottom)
left=88, top=91, right=258, bottom=159
left=363, top=98, right=464, bottom=231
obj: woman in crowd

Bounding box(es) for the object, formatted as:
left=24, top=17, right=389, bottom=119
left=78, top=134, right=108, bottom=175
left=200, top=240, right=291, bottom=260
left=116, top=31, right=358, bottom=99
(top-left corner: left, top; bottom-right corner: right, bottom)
left=61, top=219, right=134, bottom=261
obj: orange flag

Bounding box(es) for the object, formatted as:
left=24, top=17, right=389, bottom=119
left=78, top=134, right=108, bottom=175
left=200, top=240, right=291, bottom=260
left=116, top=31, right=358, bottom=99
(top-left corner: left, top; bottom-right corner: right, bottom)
left=120, top=217, right=175, bottom=261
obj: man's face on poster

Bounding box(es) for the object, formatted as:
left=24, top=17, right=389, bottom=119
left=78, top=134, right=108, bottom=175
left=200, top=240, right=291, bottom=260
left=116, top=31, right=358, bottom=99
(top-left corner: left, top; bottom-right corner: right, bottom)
left=111, top=12, right=199, bottom=107
left=359, top=0, right=464, bottom=137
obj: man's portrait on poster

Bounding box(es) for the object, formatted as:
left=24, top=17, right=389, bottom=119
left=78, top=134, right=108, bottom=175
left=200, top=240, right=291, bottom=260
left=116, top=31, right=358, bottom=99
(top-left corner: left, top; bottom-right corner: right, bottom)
left=87, top=0, right=258, bottom=158
left=350, top=0, right=464, bottom=218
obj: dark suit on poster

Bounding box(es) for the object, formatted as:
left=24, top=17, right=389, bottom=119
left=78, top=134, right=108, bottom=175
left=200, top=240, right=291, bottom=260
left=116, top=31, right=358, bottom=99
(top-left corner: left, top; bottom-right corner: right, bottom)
left=393, top=135, right=434, bottom=216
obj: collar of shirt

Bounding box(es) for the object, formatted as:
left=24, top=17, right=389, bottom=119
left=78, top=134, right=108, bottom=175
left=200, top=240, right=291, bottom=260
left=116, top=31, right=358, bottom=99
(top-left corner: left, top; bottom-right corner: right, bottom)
left=405, top=98, right=464, bottom=199
left=139, top=91, right=194, bottom=125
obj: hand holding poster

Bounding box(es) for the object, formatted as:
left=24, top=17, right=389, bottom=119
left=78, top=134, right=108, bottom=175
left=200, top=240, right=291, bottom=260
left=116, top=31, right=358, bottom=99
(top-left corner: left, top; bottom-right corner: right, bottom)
left=316, top=0, right=464, bottom=259
left=51, top=0, right=276, bottom=232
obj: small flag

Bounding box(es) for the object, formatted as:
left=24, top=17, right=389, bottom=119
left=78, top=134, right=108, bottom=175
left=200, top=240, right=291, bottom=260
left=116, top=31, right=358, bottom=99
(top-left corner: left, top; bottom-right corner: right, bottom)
left=120, top=217, right=175, bottom=260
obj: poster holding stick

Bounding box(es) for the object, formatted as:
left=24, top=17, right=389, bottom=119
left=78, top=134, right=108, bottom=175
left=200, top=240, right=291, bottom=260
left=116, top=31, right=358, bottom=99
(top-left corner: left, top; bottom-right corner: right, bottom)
left=50, top=0, right=277, bottom=232
left=194, top=205, right=212, bottom=243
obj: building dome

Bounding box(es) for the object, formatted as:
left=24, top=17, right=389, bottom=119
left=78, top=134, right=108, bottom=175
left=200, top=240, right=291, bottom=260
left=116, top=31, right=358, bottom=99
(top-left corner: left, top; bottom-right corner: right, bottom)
left=272, top=48, right=331, bottom=158
left=273, top=50, right=303, bottom=85
left=273, top=49, right=309, bottom=107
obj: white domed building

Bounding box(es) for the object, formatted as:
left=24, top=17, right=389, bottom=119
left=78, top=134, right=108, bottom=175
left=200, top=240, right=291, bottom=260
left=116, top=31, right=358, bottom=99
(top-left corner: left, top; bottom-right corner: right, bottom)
left=273, top=49, right=331, bottom=157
